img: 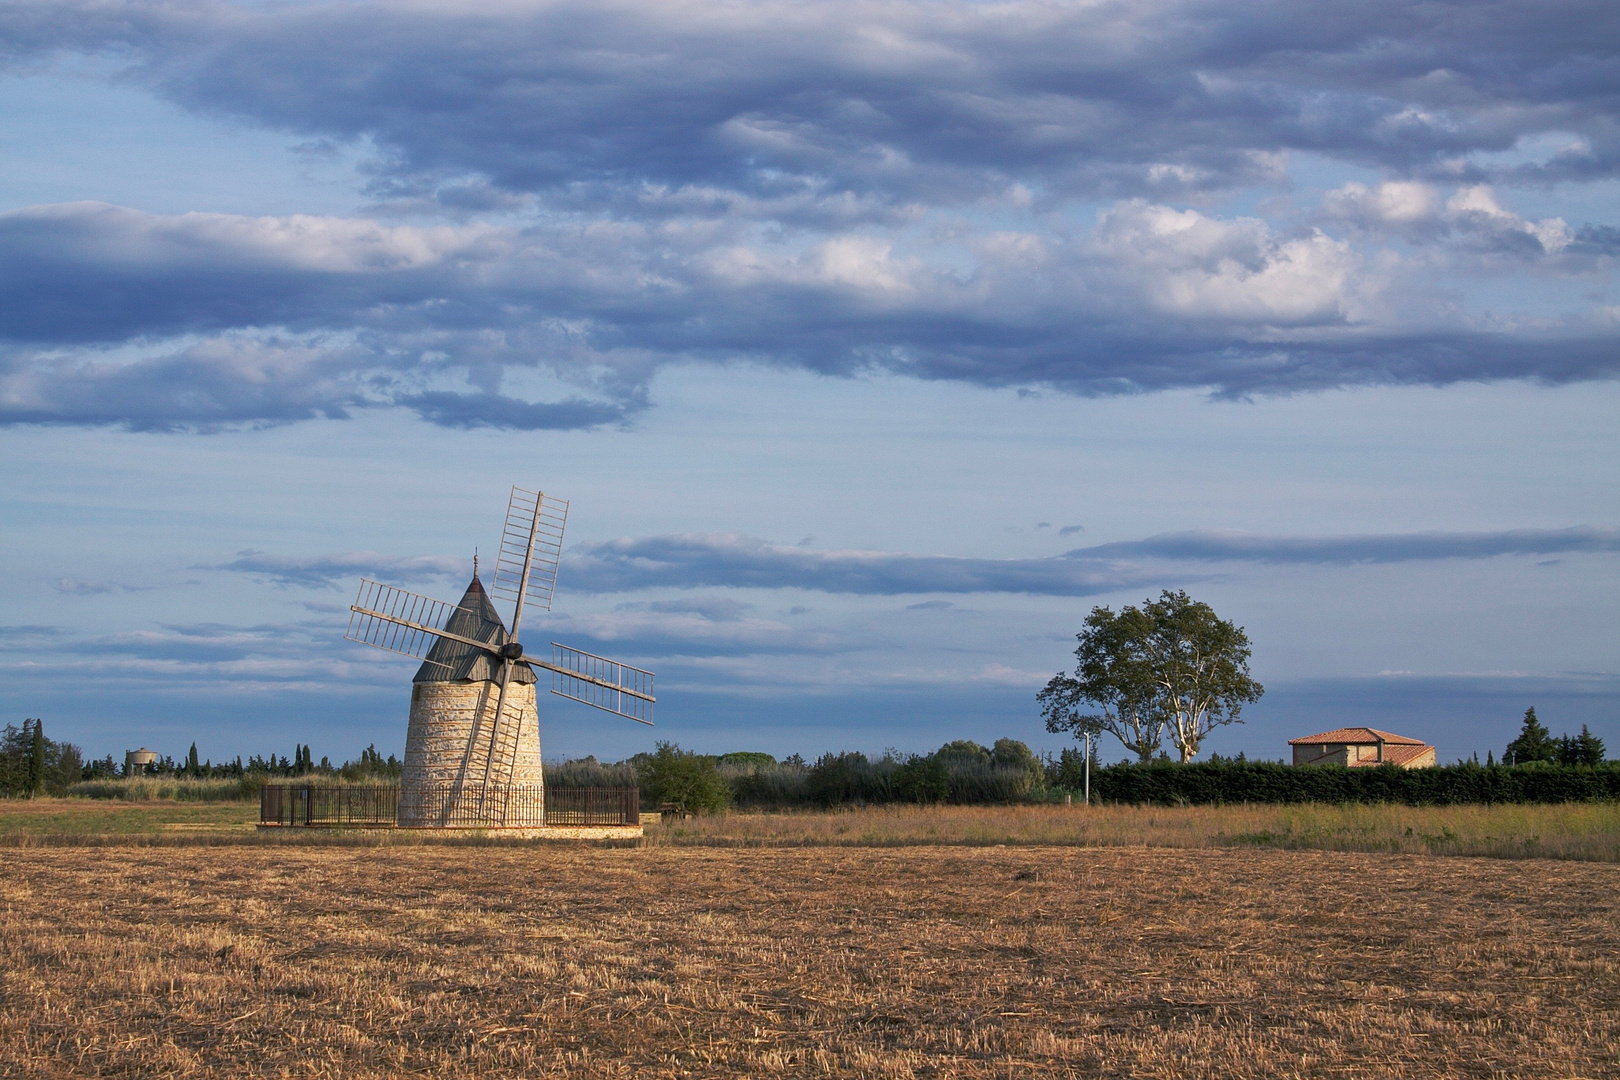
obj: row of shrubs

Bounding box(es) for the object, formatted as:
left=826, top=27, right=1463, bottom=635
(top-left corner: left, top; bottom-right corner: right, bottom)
left=557, top=742, right=1620, bottom=813
left=1082, top=758, right=1620, bottom=806
left=549, top=739, right=1052, bottom=814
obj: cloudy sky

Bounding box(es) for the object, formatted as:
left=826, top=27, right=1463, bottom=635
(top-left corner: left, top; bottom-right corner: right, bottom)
left=2, top=0, right=1616, bottom=766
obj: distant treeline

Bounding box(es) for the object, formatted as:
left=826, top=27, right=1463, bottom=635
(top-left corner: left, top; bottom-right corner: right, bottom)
left=9, top=716, right=1616, bottom=809
left=550, top=739, right=1050, bottom=814
left=104, top=742, right=405, bottom=782
left=553, top=741, right=1620, bottom=813
left=0, top=720, right=404, bottom=799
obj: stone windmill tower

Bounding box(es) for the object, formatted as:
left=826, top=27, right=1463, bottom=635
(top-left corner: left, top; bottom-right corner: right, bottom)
left=345, top=486, right=653, bottom=830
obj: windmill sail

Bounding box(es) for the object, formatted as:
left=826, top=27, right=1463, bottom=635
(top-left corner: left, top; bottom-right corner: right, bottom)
left=550, top=643, right=656, bottom=725
left=490, top=486, right=569, bottom=615
left=346, top=580, right=470, bottom=675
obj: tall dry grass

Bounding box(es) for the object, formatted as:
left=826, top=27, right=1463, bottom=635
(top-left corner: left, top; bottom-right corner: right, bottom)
left=650, top=801, right=1620, bottom=860
left=65, top=776, right=259, bottom=801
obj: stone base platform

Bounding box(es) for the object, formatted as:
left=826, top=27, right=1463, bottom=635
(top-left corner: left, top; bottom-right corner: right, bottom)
left=257, top=823, right=643, bottom=841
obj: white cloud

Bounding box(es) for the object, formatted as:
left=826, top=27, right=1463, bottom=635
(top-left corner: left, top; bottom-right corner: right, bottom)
left=1088, top=202, right=1355, bottom=325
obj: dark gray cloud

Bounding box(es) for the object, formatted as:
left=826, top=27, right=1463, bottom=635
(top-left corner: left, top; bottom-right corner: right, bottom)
left=563, top=526, right=1620, bottom=595
left=213, top=525, right=1620, bottom=599
left=0, top=619, right=351, bottom=681
left=2, top=199, right=1616, bottom=431
left=563, top=533, right=1153, bottom=596
left=8, top=0, right=1619, bottom=201
left=0, top=624, right=68, bottom=643
left=203, top=550, right=465, bottom=588
left=1, top=1, right=1618, bottom=429
left=52, top=575, right=177, bottom=595
left=1069, top=527, right=1620, bottom=565
left=1572, top=224, right=1620, bottom=257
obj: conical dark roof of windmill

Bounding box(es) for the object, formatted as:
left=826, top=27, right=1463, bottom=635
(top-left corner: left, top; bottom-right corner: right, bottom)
left=413, top=574, right=537, bottom=684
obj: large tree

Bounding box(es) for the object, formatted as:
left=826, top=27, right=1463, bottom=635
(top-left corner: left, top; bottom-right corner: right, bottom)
left=1505, top=707, right=1555, bottom=765
left=1039, top=590, right=1263, bottom=763
left=1039, top=601, right=1164, bottom=762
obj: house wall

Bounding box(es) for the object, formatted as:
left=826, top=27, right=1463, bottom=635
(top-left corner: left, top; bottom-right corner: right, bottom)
left=1291, top=742, right=1437, bottom=768
left=401, top=679, right=544, bottom=826
left=1293, top=744, right=1349, bottom=766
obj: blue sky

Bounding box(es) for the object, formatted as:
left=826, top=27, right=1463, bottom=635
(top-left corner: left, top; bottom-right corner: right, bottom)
left=1, top=0, right=1616, bottom=767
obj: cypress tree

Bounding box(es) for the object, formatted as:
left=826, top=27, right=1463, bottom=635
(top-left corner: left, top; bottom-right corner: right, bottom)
left=1573, top=725, right=1606, bottom=766
left=28, top=718, right=46, bottom=796
left=187, top=742, right=201, bottom=777
left=1504, top=707, right=1556, bottom=765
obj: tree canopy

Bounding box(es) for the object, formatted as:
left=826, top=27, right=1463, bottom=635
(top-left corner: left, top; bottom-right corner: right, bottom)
left=1505, top=707, right=1556, bottom=765
left=1555, top=725, right=1606, bottom=767
left=1039, top=590, right=1263, bottom=763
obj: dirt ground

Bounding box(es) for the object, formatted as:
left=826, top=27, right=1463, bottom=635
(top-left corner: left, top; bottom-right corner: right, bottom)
left=1, top=844, right=1616, bottom=1078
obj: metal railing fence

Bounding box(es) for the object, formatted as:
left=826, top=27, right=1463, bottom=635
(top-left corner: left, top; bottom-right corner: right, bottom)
left=259, top=782, right=639, bottom=827
left=544, top=786, right=642, bottom=826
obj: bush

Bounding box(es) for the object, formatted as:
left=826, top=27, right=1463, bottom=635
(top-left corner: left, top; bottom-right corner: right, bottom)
left=806, top=752, right=896, bottom=806
left=891, top=754, right=951, bottom=803
left=721, top=757, right=810, bottom=809
left=717, top=751, right=777, bottom=767
left=635, top=742, right=731, bottom=815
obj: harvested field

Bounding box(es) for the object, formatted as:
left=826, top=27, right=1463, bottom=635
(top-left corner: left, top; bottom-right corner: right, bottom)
left=2, top=845, right=1617, bottom=1078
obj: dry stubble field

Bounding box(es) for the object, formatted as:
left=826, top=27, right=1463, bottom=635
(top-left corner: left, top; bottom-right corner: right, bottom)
left=2, top=843, right=1618, bottom=1079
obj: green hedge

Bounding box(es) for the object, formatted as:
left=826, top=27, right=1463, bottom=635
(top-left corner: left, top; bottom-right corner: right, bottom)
left=1089, top=760, right=1620, bottom=806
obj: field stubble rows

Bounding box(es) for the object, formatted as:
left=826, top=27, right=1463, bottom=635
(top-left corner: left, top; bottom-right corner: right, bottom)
left=1, top=843, right=1617, bottom=1078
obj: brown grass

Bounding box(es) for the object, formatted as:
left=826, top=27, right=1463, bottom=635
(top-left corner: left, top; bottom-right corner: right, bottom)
left=650, top=802, right=1620, bottom=861
left=2, top=844, right=1617, bottom=1078
left=7, top=799, right=1619, bottom=863
left=0, top=798, right=257, bottom=840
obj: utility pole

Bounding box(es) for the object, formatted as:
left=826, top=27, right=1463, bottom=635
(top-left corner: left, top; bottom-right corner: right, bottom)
left=1083, top=731, right=1092, bottom=806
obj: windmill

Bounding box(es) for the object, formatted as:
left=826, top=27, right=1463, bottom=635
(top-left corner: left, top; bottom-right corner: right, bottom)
left=344, top=485, right=653, bottom=829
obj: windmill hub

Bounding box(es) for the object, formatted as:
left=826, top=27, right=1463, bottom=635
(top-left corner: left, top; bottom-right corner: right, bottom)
left=499, top=641, right=524, bottom=660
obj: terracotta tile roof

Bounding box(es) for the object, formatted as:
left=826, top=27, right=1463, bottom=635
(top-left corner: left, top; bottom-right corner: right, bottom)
left=1287, top=727, right=1428, bottom=746
left=1371, top=743, right=1433, bottom=767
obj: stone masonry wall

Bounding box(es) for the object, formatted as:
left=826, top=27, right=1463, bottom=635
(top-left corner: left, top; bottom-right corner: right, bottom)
left=400, top=679, right=544, bottom=826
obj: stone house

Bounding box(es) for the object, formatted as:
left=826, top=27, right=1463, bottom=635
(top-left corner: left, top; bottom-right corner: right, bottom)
left=1288, top=727, right=1436, bottom=768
